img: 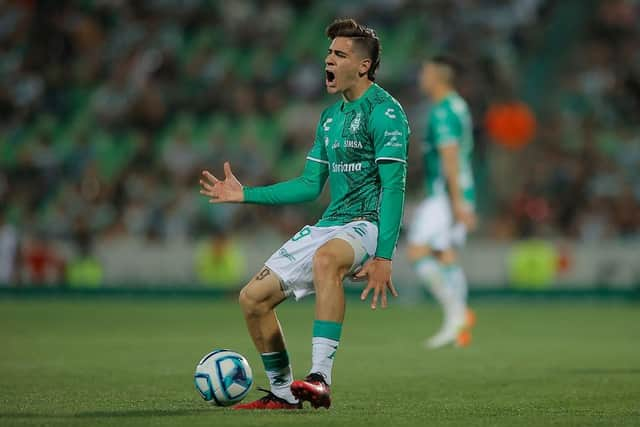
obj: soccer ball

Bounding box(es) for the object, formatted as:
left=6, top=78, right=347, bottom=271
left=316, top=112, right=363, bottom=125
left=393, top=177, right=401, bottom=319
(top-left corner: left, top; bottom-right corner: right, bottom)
left=194, top=349, right=253, bottom=406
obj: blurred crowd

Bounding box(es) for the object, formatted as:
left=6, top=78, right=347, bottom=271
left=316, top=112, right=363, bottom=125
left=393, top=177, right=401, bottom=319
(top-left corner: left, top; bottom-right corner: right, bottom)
left=0, top=0, right=638, bottom=285
left=488, top=0, right=640, bottom=241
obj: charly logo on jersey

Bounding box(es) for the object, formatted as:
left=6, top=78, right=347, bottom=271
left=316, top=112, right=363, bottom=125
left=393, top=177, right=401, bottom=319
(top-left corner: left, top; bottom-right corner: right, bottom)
left=323, top=118, right=333, bottom=131
left=349, top=112, right=362, bottom=133
left=332, top=162, right=362, bottom=173
left=384, top=108, right=396, bottom=119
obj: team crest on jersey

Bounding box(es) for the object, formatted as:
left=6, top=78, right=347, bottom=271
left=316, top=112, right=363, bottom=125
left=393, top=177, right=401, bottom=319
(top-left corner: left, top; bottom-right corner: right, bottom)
left=349, top=112, right=362, bottom=133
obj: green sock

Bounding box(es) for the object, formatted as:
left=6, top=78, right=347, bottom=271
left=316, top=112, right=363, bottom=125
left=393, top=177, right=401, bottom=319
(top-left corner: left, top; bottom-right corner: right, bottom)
left=261, top=350, right=296, bottom=402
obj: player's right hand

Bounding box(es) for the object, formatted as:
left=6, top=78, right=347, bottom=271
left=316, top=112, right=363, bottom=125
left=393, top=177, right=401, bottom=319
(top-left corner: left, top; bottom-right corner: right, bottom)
left=452, top=201, right=477, bottom=231
left=199, top=161, right=244, bottom=203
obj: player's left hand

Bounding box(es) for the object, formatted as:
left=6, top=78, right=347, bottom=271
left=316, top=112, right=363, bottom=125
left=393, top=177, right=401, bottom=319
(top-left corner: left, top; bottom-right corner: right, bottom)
left=199, top=161, right=244, bottom=203
left=356, top=257, right=398, bottom=310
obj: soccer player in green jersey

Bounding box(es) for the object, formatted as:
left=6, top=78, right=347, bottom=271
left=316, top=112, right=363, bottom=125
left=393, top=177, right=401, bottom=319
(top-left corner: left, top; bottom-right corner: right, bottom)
left=407, top=55, right=478, bottom=349
left=199, top=18, right=409, bottom=409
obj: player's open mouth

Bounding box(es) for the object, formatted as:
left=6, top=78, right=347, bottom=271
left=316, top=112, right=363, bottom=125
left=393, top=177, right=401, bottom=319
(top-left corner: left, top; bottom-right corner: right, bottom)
left=325, top=70, right=336, bottom=86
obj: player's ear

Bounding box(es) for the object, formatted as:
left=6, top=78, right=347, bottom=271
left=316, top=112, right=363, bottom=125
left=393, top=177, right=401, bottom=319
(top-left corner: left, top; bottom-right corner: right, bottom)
left=358, top=58, right=372, bottom=78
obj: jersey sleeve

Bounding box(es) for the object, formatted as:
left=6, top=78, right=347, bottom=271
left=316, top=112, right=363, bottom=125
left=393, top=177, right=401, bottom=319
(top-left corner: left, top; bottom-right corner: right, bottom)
left=431, top=106, right=461, bottom=147
left=306, top=115, right=330, bottom=165
left=243, top=159, right=328, bottom=205
left=375, top=161, right=406, bottom=259
left=370, top=102, right=410, bottom=163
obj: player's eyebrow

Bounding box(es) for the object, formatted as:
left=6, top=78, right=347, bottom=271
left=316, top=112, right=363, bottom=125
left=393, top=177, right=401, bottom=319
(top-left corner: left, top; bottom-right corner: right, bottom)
left=327, top=48, right=348, bottom=58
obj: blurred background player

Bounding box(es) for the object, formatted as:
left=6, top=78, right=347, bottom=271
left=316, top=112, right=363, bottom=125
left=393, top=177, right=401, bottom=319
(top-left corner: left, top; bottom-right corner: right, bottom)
left=199, top=18, right=409, bottom=409
left=407, top=55, right=477, bottom=349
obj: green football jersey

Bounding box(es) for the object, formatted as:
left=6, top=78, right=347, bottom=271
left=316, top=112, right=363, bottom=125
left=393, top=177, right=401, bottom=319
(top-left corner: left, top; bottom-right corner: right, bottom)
left=423, top=92, right=475, bottom=206
left=307, top=83, right=410, bottom=227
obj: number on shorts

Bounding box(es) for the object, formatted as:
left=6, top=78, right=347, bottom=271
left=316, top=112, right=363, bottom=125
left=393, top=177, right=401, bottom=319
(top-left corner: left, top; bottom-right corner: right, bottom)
left=291, top=226, right=311, bottom=242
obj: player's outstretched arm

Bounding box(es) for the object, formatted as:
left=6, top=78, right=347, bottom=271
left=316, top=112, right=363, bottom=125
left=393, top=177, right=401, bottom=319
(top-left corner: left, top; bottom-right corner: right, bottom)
left=199, top=161, right=244, bottom=203
left=242, top=159, right=328, bottom=205
left=200, top=159, right=328, bottom=206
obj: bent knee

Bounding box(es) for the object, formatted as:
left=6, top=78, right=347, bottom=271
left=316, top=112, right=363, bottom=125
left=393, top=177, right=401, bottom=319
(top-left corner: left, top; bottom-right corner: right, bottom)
left=238, top=285, right=273, bottom=317
left=437, top=249, right=457, bottom=265
left=238, top=286, right=252, bottom=309
left=313, top=247, right=339, bottom=273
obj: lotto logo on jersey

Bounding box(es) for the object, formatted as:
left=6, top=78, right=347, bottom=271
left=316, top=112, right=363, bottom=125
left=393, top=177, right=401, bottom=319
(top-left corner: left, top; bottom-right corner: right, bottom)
left=332, top=162, right=362, bottom=173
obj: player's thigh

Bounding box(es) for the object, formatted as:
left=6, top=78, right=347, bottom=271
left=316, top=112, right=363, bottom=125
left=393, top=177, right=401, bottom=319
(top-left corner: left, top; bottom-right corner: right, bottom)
left=407, top=243, right=433, bottom=262
left=312, top=238, right=355, bottom=278
left=239, top=266, right=287, bottom=312
left=407, top=243, right=458, bottom=264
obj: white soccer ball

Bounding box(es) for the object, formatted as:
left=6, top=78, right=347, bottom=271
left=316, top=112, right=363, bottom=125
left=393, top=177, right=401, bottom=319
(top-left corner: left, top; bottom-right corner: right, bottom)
left=194, top=349, right=253, bottom=406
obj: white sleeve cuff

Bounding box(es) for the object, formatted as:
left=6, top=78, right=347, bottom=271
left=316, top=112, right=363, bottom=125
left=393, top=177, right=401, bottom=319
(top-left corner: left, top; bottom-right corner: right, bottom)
left=306, top=156, right=329, bottom=165
left=375, top=157, right=407, bottom=164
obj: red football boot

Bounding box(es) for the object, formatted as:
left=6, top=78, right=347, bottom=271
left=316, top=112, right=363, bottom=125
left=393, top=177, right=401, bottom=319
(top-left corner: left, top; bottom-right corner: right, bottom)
left=290, top=373, right=331, bottom=409
left=233, top=388, right=302, bottom=410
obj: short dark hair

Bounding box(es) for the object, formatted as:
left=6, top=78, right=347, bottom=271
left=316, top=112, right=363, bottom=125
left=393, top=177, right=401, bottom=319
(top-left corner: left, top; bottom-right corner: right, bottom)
left=430, top=54, right=464, bottom=83
left=326, top=18, right=381, bottom=81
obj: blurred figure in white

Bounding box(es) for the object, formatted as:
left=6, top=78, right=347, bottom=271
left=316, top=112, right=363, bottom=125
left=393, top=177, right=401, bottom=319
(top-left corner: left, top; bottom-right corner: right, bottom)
left=407, top=55, right=477, bottom=349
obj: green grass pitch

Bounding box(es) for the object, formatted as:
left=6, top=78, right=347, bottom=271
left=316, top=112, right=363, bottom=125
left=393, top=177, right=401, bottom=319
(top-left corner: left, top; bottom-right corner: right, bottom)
left=1, top=297, right=638, bottom=426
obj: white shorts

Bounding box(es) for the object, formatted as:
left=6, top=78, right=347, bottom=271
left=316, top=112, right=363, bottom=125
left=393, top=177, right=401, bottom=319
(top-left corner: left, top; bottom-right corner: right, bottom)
left=264, top=221, right=378, bottom=300
left=408, top=195, right=467, bottom=251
